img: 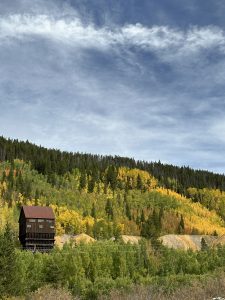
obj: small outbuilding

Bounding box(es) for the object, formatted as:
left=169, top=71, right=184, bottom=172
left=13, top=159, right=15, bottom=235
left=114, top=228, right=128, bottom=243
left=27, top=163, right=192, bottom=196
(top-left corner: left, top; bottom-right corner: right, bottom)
left=19, top=205, right=55, bottom=252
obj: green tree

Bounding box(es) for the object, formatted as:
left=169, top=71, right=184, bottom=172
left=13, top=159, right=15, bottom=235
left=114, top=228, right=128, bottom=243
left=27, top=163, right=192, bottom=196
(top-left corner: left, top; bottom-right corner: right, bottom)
left=0, top=223, right=18, bottom=297
left=140, top=209, right=145, bottom=223
left=1, top=170, right=7, bottom=183
left=201, top=238, right=208, bottom=251
left=136, top=174, right=143, bottom=190
left=105, top=199, right=113, bottom=220
left=106, top=166, right=117, bottom=191
left=79, top=170, right=87, bottom=190
left=91, top=203, right=96, bottom=219
left=125, top=200, right=132, bottom=220
left=177, top=214, right=185, bottom=234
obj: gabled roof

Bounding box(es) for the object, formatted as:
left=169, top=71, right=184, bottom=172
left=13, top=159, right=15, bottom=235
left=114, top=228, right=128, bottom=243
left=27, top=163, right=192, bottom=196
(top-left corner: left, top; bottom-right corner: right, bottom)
left=21, top=205, right=55, bottom=219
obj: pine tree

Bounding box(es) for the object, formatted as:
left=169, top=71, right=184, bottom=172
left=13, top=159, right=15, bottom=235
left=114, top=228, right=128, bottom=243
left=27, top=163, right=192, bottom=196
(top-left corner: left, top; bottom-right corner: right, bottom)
left=177, top=214, right=185, bottom=234
left=125, top=200, right=132, bottom=220
left=8, top=166, right=14, bottom=189
left=0, top=223, right=17, bottom=296
left=88, top=177, right=95, bottom=193
left=141, top=210, right=161, bottom=239
left=141, top=209, right=145, bottom=223
left=24, top=179, right=32, bottom=198
left=136, top=174, right=143, bottom=190
left=88, top=168, right=99, bottom=193
left=125, top=176, right=132, bottom=192
left=79, top=170, right=87, bottom=190
left=1, top=170, right=6, bottom=183
left=136, top=214, right=141, bottom=225
left=106, top=166, right=117, bottom=191
left=91, top=203, right=96, bottom=219
left=201, top=237, right=208, bottom=251
left=7, top=189, right=13, bottom=208
left=16, top=171, right=24, bottom=192
left=105, top=199, right=113, bottom=219
left=83, top=210, right=88, bottom=217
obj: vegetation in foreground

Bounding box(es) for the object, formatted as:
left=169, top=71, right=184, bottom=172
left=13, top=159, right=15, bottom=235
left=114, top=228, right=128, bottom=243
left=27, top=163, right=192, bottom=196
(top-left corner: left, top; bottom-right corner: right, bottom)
left=1, top=137, right=225, bottom=299
left=11, top=272, right=225, bottom=300
left=1, top=224, right=225, bottom=299
left=102, top=272, right=225, bottom=300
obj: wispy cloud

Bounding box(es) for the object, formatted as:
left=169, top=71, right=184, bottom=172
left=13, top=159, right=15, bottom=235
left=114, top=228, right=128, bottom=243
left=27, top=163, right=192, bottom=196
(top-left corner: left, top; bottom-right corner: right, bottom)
left=1, top=2, right=225, bottom=173
left=1, top=14, right=225, bottom=56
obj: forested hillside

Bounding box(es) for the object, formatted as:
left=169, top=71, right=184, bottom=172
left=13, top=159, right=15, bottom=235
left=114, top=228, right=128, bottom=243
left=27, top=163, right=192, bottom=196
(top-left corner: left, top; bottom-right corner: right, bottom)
left=1, top=137, right=225, bottom=298
left=1, top=159, right=225, bottom=239
left=1, top=136, right=225, bottom=195
left=1, top=136, right=225, bottom=232
left=1, top=158, right=225, bottom=299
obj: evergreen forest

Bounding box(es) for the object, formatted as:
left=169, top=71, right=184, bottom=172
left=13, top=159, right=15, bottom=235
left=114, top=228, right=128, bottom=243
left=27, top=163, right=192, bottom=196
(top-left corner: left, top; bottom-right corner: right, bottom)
left=1, top=136, right=225, bottom=299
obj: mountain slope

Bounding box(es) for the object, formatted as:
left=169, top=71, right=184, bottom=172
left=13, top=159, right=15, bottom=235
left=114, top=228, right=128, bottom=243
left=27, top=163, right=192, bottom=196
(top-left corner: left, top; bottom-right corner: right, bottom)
left=1, top=136, right=225, bottom=194
left=0, top=159, right=224, bottom=238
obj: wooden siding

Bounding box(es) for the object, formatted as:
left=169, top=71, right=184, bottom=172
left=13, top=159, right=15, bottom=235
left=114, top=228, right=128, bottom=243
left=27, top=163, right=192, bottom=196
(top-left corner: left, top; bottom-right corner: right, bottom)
left=19, top=206, right=55, bottom=252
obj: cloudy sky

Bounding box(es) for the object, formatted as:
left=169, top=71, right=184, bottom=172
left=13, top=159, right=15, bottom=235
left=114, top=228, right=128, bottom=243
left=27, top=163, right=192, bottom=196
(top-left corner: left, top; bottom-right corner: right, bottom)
left=1, top=0, right=225, bottom=173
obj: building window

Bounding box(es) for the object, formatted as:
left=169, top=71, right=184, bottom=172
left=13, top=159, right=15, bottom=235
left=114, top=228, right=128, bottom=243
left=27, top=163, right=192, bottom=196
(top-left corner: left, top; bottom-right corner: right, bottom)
left=39, top=225, right=43, bottom=229
left=27, top=225, right=31, bottom=228
left=28, top=219, right=36, bottom=222
left=50, top=226, right=54, bottom=229
left=46, top=220, right=52, bottom=223
left=38, top=219, right=44, bottom=223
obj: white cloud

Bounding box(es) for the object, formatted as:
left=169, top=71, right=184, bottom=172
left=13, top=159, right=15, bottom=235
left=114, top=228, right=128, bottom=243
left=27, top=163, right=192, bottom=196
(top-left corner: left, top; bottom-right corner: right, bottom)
left=1, top=10, right=225, bottom=173
left=1, top=14, right=225, bottom=58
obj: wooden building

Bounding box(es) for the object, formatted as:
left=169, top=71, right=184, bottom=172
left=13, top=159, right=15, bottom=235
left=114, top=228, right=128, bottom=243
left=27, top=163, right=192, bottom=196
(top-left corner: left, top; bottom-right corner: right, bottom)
left=19, top=205, right=55, bottom=252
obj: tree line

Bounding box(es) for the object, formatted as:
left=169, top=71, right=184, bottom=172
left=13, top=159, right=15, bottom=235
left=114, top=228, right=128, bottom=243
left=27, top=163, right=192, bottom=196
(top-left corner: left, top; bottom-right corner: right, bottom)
left=1, top=136, right=225, bottom=196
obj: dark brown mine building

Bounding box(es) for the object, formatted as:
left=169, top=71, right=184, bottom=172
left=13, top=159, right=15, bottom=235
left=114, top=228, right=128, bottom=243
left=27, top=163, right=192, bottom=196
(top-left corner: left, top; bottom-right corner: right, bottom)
left=19, top=205, right=55, bottom=252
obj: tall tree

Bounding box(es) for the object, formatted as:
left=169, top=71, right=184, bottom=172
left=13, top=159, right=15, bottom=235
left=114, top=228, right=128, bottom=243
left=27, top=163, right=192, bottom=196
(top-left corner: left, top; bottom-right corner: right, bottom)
left=79, top=170, right=87, bottom=190
left=177, top=214, right=185, bottom=234
left=105, top=199, right=114, bottom=219
left=91, top=203, right=96, bottom=219
left=136, top=174, right=143, bottom=190
left=0, top=223, right=17, bottom=296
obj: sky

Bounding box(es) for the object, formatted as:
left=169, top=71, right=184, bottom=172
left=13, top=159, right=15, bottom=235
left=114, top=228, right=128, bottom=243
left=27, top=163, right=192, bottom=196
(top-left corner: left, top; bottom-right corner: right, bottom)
left=1, top=0, right=225, bottom=173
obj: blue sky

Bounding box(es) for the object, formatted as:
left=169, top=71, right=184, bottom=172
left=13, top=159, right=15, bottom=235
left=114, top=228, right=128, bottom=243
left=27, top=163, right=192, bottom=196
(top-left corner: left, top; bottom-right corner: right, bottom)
left=1, top=0, right=225, bottom=173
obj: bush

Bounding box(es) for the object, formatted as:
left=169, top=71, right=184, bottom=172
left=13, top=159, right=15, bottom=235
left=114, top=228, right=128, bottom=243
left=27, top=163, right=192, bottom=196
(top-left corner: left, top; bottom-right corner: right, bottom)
left=28, top=286, right=75, bottom=300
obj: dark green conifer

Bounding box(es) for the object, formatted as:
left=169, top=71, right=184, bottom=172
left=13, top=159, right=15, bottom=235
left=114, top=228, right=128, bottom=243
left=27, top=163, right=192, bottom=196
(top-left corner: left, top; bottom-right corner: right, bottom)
left=91, top=203, right=96, bottom=219
left=0, top=223, right=17, bottom=296
left=79, top=170, right=87, bottom=190
left=136, top=174, right=143, bottom=190
left=177, top=214, right=185, bottom=234
left=105, top=199, right=113, bottom=219
left=201, top=237, right=208, bottom=251
left=125, top=200, right=132, bottom=220
left=141, top=209, right=145, bottom=223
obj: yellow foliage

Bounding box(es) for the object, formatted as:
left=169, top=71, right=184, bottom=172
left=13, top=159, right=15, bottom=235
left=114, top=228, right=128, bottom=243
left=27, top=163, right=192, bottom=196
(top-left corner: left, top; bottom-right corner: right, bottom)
left=117, top=167, right=157, bottom=190
left=0, top=182, right=7, bottom=193
left=0, top=203, right=18, bottom=233
left=83, top=215, right=95, bottom=227
left=156, top=187, right=225, bottom=235
left=117, top=223, right=125, bottom=234
left=51, top=205, right=91, bottom=235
